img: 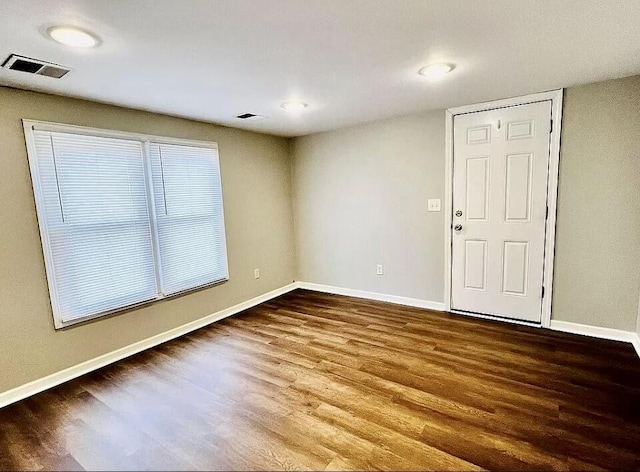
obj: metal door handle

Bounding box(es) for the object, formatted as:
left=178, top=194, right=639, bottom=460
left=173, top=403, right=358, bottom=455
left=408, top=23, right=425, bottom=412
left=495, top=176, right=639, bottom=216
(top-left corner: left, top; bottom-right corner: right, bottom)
left=454, top=224, right=462, bottom=231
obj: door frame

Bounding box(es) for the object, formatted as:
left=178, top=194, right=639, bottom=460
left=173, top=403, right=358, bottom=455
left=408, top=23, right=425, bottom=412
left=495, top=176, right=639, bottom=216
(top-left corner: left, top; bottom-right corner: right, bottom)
left=443, top=89, right=563, bottom=328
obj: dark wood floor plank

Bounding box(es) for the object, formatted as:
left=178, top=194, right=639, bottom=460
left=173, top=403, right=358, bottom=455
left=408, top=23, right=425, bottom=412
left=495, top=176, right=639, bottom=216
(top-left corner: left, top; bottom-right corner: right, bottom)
left=1, top=289, right=640, bottom=470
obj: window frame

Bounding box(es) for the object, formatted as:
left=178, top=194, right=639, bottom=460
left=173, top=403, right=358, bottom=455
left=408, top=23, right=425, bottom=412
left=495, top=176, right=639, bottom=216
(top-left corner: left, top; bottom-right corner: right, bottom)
left=23, top=119, right=229, bottom=329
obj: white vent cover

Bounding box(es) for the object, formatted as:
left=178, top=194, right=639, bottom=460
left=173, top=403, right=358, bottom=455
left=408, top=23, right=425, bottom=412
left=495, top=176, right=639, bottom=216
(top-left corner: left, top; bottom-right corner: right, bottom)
left=2, top=54, right=70, bottom=78
left=235, top=113, right=266, bottom=121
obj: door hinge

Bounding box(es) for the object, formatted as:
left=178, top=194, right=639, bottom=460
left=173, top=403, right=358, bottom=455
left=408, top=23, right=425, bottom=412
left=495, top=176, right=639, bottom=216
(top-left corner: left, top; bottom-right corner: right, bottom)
left=541, top=286, right=545, bottom=299
left=550, top=118, right=553, bottom=133
left=545, top=205, right=549, bottom=220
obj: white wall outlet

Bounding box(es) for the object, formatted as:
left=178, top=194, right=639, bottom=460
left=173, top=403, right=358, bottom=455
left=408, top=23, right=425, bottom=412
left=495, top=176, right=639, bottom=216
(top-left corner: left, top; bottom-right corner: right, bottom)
left=254, top=268, right=260, bottom=279
left=376, top=264, right=384, bottom=275
left=428, top=198, right=441, bottom=212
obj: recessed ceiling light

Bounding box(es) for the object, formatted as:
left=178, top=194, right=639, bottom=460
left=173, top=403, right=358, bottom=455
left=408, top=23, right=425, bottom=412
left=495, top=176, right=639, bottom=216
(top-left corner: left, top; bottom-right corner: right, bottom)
left=281, top=101, right=308, bottom=111
left=418, top=63, right=455, bottom=79
left=47, top=26, right=100, bottom=48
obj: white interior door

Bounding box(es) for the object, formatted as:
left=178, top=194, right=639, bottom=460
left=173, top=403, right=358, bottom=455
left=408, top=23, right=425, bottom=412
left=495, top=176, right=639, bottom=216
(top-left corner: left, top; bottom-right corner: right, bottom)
left=451, top=101, right=552, bottom=323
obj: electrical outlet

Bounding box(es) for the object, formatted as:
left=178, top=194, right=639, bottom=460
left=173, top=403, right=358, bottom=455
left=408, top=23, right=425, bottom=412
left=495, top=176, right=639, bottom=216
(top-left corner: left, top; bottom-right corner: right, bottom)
left=254, top=268, right=260, bottom=279
left=376, top=264, right=384, bottom=275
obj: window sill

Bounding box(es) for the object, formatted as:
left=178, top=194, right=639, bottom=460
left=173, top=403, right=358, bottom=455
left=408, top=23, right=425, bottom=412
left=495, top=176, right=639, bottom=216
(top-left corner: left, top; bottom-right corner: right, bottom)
left=53, top=277, right=229, bottom=330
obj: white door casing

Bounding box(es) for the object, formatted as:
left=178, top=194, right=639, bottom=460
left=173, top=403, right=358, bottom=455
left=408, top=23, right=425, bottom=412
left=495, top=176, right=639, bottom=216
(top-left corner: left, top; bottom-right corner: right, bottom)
left=451, top=101, right=552, bottom=323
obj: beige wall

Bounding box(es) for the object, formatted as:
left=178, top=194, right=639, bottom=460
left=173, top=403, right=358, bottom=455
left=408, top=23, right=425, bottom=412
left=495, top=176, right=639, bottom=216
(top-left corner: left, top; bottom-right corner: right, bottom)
left=291, top=111, right=446, bottom=302
left=291, top=75, right=640, bottom=331
left=637, top=291, right=640, bottom=338
left=552, top=75, right=640, bottom=331
left=0, top=87, right=295, bottom=392
left=2, top=75, right=639, bottom=394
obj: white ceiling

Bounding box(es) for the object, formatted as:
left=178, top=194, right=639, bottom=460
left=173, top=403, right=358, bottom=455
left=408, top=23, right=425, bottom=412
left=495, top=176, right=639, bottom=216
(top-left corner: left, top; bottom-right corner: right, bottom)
left=1, top=0, right=639, bottom=137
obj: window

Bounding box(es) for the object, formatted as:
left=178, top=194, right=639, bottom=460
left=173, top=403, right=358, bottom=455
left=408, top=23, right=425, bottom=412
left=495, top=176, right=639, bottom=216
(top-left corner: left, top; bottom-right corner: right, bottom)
left=24, top=121, right=229, bottom=328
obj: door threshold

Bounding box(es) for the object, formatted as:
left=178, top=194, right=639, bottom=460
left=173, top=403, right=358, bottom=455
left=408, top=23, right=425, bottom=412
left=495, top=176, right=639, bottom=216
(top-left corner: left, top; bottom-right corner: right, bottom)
left=451, top=309, right=542, bottom=328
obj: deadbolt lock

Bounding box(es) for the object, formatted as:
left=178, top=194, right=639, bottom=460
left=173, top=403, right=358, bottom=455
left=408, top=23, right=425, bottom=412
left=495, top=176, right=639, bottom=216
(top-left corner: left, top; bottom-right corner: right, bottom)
left=455, top=210, right=463, bottom=217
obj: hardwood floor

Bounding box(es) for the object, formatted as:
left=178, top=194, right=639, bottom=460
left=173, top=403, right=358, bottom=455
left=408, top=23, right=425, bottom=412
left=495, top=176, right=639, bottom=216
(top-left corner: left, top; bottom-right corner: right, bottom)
left=1, top=289, right=640, bottom=471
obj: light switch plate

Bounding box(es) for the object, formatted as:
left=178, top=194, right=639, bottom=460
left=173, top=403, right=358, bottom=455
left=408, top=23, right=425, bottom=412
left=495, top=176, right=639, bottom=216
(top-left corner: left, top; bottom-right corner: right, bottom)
left=428, top=199, right=441, bottom=212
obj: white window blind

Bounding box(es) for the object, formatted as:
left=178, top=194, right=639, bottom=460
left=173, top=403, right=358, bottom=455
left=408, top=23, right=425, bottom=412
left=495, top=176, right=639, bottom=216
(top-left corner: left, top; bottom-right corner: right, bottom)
left=148, top=143, right=228, bottom=294
left=25, top=122, right=228, bottom=328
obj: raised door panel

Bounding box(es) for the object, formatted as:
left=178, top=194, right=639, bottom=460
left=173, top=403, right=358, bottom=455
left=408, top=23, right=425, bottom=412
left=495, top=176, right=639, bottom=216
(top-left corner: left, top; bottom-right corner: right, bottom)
left=502, top=241, right=529, bottom=295
left=504, top=153, right=533, bottom=222
left=464, top=240, right=487, bottom=290
left=465, top=157, right=489, bottom=221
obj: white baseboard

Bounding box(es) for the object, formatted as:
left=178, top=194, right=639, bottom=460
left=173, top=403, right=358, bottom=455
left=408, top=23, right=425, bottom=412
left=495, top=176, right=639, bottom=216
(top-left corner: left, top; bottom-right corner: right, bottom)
left=0, top=283, right=298, bottom=409
left=4, top=284, right=636, bottom=409
left=631, top=333, right=640, bottom=358
left=296, top=281, right=446, bottom=312
left=549, top=320, right=640, bottom=356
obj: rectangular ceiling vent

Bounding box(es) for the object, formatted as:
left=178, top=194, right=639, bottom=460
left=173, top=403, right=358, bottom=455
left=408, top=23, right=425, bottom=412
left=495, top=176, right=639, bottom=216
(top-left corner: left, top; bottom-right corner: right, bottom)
left=2, top=54, right=70, bottom=79
left=235, top=113, right=265, bottom=121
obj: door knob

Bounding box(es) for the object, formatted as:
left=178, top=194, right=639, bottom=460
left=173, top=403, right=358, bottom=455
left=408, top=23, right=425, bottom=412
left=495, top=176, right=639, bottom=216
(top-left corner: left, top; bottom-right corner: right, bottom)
left=454, top=224, right=462, bottom=231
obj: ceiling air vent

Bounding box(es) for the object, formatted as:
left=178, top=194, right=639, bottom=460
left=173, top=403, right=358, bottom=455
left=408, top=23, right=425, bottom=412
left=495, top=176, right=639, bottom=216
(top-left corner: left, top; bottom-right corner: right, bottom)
left=235, top=113, right=265, bottom=121
left=2, top=54, right=70, bottom=79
